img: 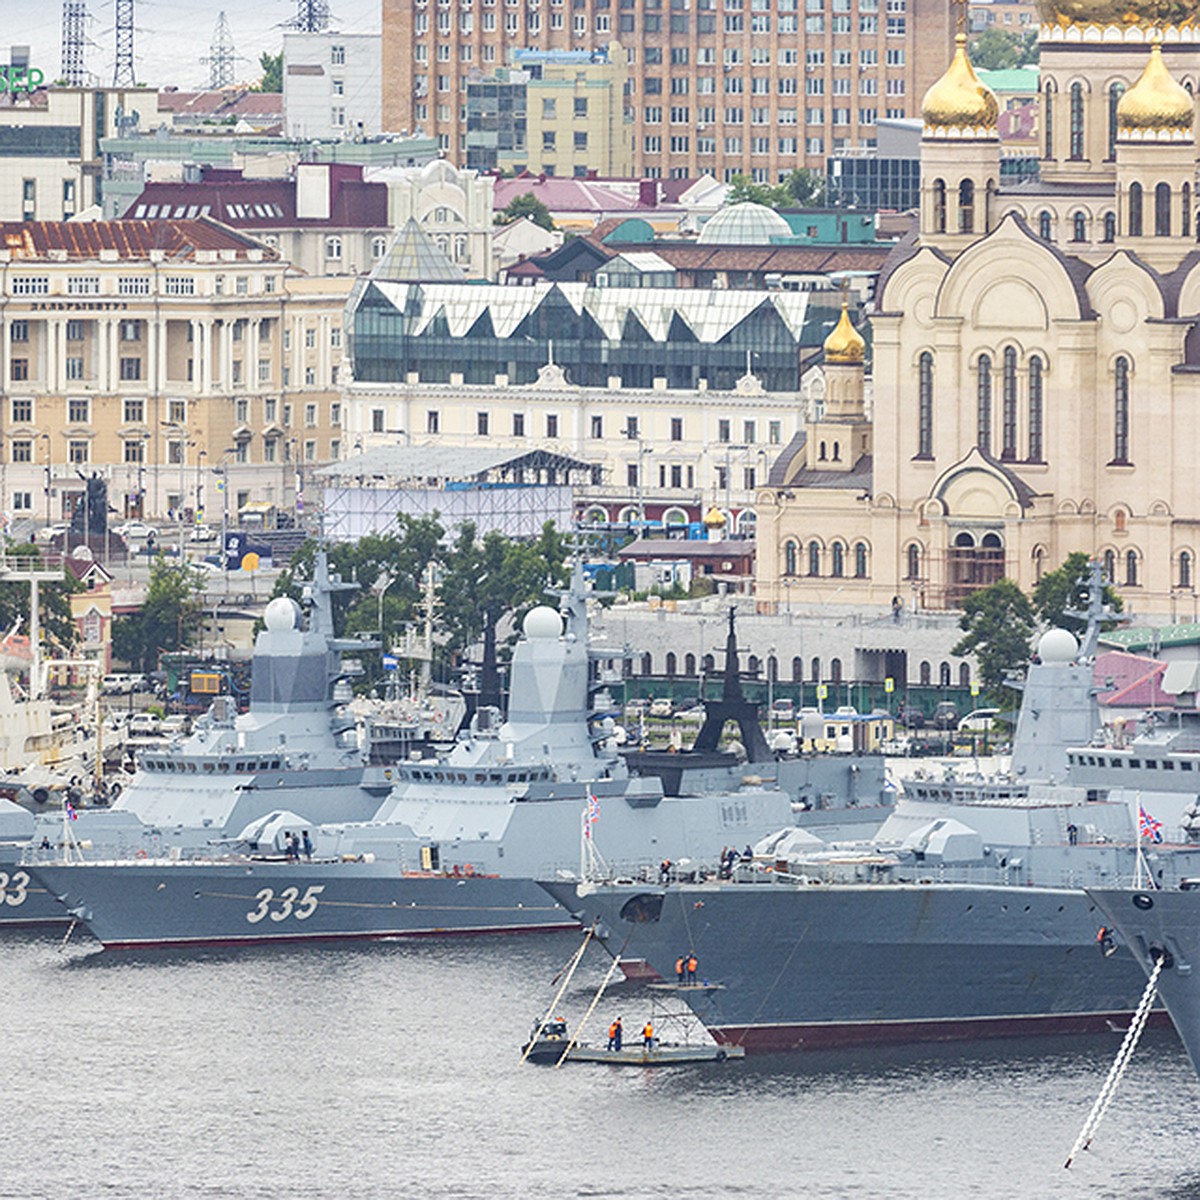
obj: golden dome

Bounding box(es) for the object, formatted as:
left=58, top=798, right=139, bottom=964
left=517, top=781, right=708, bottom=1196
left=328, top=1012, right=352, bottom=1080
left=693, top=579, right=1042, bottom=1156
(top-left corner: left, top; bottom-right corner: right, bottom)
left=1117, top=41, right=1194, bottom=133
left=703, top=505, right=726, bottom=528
left=921, top=35, right=999, bottom=135
left=1037, top=0, right=1196, bottom=30
left=824, top=301, right=865, bottom=366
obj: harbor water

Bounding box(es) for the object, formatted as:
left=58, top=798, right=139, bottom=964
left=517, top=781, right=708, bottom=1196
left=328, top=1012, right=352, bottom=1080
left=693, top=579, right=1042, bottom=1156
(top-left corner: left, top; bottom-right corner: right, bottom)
left=5, top=927, right=1200, bottom=1200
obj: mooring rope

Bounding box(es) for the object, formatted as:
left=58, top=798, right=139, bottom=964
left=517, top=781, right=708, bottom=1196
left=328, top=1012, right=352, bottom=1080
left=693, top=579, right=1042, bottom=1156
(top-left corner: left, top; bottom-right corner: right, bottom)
left=1064, top=954, right=1165, bottom=1169
left=520, top=923, right=596, bottom=1065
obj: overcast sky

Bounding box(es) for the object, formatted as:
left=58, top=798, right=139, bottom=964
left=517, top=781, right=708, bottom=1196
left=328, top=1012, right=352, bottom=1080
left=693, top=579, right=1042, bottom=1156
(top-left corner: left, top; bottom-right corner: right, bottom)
left=10, top=0, right=382, bottom=90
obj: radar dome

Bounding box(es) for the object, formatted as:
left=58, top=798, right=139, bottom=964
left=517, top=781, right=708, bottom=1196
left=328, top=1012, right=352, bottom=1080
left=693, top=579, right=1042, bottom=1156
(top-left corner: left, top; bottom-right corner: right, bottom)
left=523, top=606, right=563, bottom=640
left=1038, top=627, right=1078, bottom=664
left=264, top=596, right=301, bottom=632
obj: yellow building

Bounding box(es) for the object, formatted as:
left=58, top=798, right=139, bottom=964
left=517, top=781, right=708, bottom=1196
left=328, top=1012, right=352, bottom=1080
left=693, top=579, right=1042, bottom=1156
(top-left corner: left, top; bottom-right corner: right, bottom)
left=759, top=9, right=1200, bottom=619
left=0, top=219, right=350, bottom=527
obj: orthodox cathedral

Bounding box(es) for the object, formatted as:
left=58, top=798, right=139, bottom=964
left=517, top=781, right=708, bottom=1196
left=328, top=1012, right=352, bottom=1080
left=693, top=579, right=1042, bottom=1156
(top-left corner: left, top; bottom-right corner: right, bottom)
left=758, top=1, right=1200, bottom=617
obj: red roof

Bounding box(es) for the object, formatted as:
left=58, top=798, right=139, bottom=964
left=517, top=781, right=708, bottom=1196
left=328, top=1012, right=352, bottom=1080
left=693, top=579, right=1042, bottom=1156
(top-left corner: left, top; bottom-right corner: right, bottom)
left=125, top=166, right=388, bottom=229
left=0, top=218, right=278, bottom=260
left=493, top=176, right=641, bottom=213
left=157, top=89, right=283, bottom=120
left=1094, top=651, right=1174, bottom=709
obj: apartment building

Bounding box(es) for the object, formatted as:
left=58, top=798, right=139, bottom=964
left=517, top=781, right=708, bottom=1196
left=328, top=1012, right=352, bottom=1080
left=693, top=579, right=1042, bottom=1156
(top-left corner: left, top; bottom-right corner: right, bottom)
left=0, top=220, right=351, bottom=526
left=283, top=31, right=384, bottom=139
left=382, top=0, right=954, bottom=181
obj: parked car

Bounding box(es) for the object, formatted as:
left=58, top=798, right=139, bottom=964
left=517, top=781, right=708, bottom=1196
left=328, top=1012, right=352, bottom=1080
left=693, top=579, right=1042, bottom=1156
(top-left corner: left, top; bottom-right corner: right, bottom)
left=933, top=701, right=960, bottom=730
left=113, top=521, right=155, bottom=540
left=102, top=673, right=144, bottom=696
left=34, top=523, right=70, bottom=544
left=624, top=698, right=650, bottom=716
left=958, top=707, right=999, bottom=733
left=187, top=525, right=218, bottom=543
left=649, top=697, right=674, bottom=717
left=770, top=698, right=795, bottom=722
left=128, top=713, right=162, bottom=738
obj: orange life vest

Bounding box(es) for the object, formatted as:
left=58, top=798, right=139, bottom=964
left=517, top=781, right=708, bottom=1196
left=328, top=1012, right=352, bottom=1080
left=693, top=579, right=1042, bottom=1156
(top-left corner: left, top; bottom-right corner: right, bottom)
left=643, top=1023, right=654, bottom=1039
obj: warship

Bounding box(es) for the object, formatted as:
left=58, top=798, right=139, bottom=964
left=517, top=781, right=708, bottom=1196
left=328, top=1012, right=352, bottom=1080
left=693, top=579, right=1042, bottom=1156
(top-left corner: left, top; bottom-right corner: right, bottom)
left=1, top=553, right=404, bottom=926
left=543, top=575, right=1200, bottom=1053
left=27, top=564, right=895, bottom=949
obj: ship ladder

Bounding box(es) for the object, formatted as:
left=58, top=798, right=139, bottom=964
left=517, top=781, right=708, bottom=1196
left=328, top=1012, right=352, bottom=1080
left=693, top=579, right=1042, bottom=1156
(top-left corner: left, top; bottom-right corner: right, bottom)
left=554, top=929, right=633, bottom=1068
left=1064, top=953, right=1165, bottom=1168
left=520, top=922, right=597, bottom=1065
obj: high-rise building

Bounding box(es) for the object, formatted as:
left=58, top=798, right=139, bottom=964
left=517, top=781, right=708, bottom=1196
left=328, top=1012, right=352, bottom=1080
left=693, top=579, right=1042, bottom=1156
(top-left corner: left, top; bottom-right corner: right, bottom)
left=382, top=0, right=955, bottom=181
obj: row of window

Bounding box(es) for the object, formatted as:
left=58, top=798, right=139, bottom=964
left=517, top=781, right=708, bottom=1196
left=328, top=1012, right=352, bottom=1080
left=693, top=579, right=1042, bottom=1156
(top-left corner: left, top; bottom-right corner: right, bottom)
left=7, top=275, right=276, bottom=298
left=11, top=437, right=336, bottom=468
left=8, top=396, right=339, bottom=430
left=783, top=538, right=870, bottom=578
left=643, top=653, right=964, bottom=688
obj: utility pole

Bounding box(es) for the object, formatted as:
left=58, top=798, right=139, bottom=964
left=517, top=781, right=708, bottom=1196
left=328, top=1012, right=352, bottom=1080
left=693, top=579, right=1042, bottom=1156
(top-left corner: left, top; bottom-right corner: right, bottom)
left=200, top=11, right=241, bottom=90
left=285, top=0, right=333, bottom=33
left=113, top=0, right=134, bottom=87
left=61, top=1, right=89, bottom=87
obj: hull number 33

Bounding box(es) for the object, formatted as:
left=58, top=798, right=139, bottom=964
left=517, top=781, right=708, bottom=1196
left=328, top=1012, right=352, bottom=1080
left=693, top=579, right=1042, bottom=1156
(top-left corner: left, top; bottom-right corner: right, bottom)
left=0, top=870, right=29, bottom=906
left=246, top=884, right=325, bottom=924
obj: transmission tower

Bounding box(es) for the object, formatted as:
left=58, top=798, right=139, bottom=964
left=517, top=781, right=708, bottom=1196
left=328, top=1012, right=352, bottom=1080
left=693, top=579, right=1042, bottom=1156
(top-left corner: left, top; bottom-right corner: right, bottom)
left=61, top=1, right=89, bottom=87
left=201, top=11, right=240, bottom=90
left=113, top=0, right=134, bottom=86
left=285, top=0, right=333, bottom=33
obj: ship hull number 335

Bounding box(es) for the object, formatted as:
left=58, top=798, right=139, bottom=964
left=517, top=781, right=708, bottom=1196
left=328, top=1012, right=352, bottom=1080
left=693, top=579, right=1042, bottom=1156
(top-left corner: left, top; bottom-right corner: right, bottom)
left=246, top=884, right=325, bottom=924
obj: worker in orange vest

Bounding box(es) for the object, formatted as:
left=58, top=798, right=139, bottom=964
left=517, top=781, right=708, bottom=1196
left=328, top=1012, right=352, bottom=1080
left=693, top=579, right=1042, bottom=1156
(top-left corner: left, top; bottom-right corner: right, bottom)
left=675, top=954, right=685, bottom=983
left=607, top=1017, right=623, bottom=1051
left=643, top=1020, right=654, bottom=1050
left=687, top=952, right=698, bottom=983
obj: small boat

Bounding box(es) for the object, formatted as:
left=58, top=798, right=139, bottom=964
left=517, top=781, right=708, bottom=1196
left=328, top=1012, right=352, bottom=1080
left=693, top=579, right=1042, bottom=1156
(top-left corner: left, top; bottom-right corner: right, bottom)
left=521, top=1016, right=743, bottom=1066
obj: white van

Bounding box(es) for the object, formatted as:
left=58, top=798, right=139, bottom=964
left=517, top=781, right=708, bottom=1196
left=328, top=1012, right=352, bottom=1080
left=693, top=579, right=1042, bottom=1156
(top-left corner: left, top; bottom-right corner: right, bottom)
left=958, top=708, right=999, bottom=733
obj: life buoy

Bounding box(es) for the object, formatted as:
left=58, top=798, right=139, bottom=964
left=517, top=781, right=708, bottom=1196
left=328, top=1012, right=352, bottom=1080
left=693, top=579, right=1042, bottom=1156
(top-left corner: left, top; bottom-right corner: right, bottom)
left=463, top=863, right=475, bottom=877
left=135, top=849, right=148, bottom=859
left=432, top=711, right=443, bottom=724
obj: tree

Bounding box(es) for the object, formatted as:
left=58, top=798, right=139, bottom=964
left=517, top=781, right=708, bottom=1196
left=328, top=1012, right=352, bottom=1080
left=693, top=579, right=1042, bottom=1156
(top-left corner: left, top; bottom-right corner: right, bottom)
left=111, top=558, right=203, bottom=672
left=1032, top=552, right=1122, bottom=636
left=254, top=51, right=283, bottom=93
left=727, top=173, right=792, bottom=209
left=969, top=28, right=1039, bottom=71
left=951, top=578, right=1036, bottom=698
left=496, top=193, right=555, bottom=231
left=782, top=168, right=827, bottom=208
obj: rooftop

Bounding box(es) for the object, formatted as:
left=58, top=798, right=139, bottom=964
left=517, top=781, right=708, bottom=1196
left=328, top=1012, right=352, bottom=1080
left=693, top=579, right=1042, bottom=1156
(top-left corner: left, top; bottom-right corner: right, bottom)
left=0, top=217, right=277, bottom=261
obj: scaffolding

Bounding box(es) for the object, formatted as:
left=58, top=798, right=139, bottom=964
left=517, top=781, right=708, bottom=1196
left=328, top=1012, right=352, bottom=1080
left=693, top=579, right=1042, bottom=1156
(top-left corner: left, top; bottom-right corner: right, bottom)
left=61, top=1, right=90, bottom=87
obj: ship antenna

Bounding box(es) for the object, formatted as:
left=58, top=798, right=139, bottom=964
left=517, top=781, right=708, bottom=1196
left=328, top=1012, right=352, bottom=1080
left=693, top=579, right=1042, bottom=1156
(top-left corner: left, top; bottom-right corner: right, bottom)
left=1064, top=559, right=1126, bottom=663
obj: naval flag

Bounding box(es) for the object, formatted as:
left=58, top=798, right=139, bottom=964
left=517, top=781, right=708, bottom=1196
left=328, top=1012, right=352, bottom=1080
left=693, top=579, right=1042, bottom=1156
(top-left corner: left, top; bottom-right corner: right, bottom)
left=65, top=801, right=78, bottom=821
left=1138, top=804, right=1163, bottom=843
left=584, top=792, right=600, bottom=839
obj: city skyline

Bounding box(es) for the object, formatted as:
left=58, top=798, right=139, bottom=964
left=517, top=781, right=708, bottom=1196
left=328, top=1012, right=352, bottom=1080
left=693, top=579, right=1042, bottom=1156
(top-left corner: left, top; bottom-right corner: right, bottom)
left=11, top=0, right=382, bottom=91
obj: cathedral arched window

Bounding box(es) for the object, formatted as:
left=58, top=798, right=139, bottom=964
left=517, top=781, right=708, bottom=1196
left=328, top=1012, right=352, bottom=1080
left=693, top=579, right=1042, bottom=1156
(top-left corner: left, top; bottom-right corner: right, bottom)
left=959, top=179, right=975, bottom=234
left=791, top=656, right=803, bottom=682
left=1181, top=550, right=1193, bottom=590
left=685, top=652, right=695, bottom=675
left=1001, top=347, right=1018, bottom=460
left=1043, top=80, right=1055, bottom=158
left=1069, top=83, right=1084, bottom=159
left=1107, top=83, right=1124, bottom=160
left=666, top=652, right=677, bottom=677
left=808, top=540, right=821, bottom=576
left=939, top=662, right=952, bottom=687
left=1103, top=212, right=1116, bottom=242
left=1103, top=549, right=1116, bottom=583
left=831, top=542, right=845, bottom=577
left=1039, top=210, right=1052, bottom=241
left=812, top=656, right=822, bottom=682
left=919, top=660, right=932, bottom=685
left=854, top=542, right=868, bottom=578
left=932, top=178, right=946, bottom=234
left=1129, top=183, right=1143, bottom=237
left=1028, top=355, right=1044, bottom=461
left=1072, top=211, right=1087, bottom=242
left=784, top=539, right=797, bottom=576
left=1155, top=182, right=1172, bottom=237
left=830, top=658, right=843, bottom=683
left=976, top=353, right=992, bottom=454
left=917, top=351, right=933, bottom=458
left=959, top=663, right=971, bottom=687
left=906, top=543, right=921, bottom=579
left=1185, top=185, right=1192, bottom=239
left=1126, top=549, right=1139, bottom=586
left=1113, top=355, right=1131, bottom=464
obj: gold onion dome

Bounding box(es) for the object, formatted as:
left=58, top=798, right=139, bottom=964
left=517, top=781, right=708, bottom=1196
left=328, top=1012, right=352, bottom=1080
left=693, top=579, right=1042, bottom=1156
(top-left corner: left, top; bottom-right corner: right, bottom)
left=1117, top=41, right=1194, bottom=133
left=824, top=302, right=865, bottom=366
left=703, top=505, right=727, bottom=528
left=921, top=35, right=999, bottom=134
left=1036, top=0, right=1197, bottom=30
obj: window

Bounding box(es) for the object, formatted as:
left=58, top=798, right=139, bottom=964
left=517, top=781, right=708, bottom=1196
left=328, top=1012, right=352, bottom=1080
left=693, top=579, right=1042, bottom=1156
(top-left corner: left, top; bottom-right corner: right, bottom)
left=1103, top=211, right=1116, bottom=242
left=65, top=358, right=84, bottom=381
left=854, top=543, right=868, bottom=578
left=1108, top=83, right=1124, bottom=160
left=67, top=276, right=99, bottom=296
left=917, top=351, right=933, bottom=457
left=1039, top=210, right=1052, bottom=241
left=478, top=411, right=490, bottom=436
left=119, top=439, right=141, bottom=464
left=1072, top=211, right=1087, bottom=242
left=958, top=179, right=975, bottom=234
left=10, top=359, right=28, bottom=381
left=10, top=320, right=28, bottom=342
left=427, top=410, right=440, bottom=434
left=169, top=399, right=186, bottom=425
left=120, top=319, right=141, bottom=342
left=66, top=319, right=85, bottom=341
left=1028, top=356, right=1044, bottom=461
left=808, top=541, right=821, bottom=576
left=124, top=398, right=144, bottom=423
left=976, top=353, right=992, bottom=454
left=325, top=236, right=343, bottom=260
left=784, top=540, right=797, bottom=575
left=1113, top=355, right=1130, bottom=464
left=932, top=179, right=946, bottom=233
left=120, top=357, right=141, bottom=381
left=546, top=414, right=559, bottom=439
left=1126, top=549, right=1139, bottom=587
left=1069, top=82, right=1084, bottom=160
left=831, top=542, right=844, bottom=577
left=68, top=440, right=89, bottom=465
left=305, top=403, right=318, bottom=428
left=68, top=398, right=89, bottom=423
left=1181, top=551, right=1193, bottom=590
left=167, top=440, right=184, bottom=466
left=11, top=441, right=31, bottom=462
left=1001, top=347, right=1017, bottom=460
left=513, top=413, right=525, bottom=437
left=1156, top=182, right=1172, bottom=237
left=11, top=277, right=48, bottom=296
left=119, top=276, right=149, bottom=296
left=164, top=277, right=194, bottom=296
left=1129, top=183, right=1143, bottom=237
left=331, top=44, right=345, bottom=64
left=717, top=419, right=730, bottom=443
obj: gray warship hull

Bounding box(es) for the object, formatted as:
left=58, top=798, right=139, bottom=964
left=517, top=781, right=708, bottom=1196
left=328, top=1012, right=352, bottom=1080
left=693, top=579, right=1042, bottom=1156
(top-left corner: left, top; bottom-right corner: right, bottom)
left=34, top=860, right=577, bottom=949
left=0, top=864, right=62, bottom=925
left=1089, top=886, right=1200, bottom=1077
left=547, top=879, right=1161, bottom=1052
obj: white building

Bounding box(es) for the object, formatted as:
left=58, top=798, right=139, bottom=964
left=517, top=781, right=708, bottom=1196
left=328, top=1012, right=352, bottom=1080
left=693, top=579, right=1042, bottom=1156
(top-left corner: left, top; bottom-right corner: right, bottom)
left=283, top=31, right=382, bottom=141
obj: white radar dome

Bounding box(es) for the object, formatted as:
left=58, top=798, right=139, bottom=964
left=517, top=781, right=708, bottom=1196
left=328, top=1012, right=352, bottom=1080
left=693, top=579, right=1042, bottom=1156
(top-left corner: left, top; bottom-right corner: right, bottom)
left=523, top=606, right=563, bottom=640
left=1038, top=627, right=1078, bottom=664
left=264, top=596, right=301, bottom=632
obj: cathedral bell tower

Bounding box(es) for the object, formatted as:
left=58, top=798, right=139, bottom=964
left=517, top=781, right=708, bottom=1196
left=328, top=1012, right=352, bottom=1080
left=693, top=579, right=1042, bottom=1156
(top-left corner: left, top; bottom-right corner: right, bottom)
left=918, top=33, right=1001, bottom=253
left=806, top=300, right=870, bottom=473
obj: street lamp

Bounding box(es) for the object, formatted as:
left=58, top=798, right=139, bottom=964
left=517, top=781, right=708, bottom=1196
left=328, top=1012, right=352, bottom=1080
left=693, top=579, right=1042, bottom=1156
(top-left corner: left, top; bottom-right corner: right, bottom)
left=625, top=421, right=651, bottom=538
left=195, top=449, right=207, bottom=522
left=161, top=421, right=190, bottom=562
left=767, top=645, right=776, bottom=725
left=40, top=432, right=51, bottom=525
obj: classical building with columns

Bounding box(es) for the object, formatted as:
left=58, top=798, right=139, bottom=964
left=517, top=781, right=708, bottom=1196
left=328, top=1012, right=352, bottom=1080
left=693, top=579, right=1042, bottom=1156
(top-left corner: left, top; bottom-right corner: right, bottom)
left=0, top=219, right=350, bottom=527
left=758, top=4, right=1200, bottom=619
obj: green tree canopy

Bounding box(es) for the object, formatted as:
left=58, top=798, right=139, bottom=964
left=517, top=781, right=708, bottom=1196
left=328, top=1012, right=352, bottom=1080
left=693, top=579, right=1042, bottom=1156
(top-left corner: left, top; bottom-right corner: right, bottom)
left=969, top=28, right=1039, bottom=70
left=782, top=168, right=826, bottom=207
left=1032, top=551, right=1123, bottom=636
left=111, top=558, right=203, bottom=672
left=497, top=193, right=555, bottom=231
left=951, top=578, right=1036, bottom=698
left=0, top=543, right=82, bottom=654
left=254, top=51, right=283, bottom=93
left=727, top=169, right=826, bottom=210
